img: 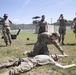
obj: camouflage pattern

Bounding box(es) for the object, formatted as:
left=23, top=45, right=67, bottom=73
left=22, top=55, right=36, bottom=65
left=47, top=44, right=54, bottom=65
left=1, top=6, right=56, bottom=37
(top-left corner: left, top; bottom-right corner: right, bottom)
left=1, top=18, right=12, bottom=46
left=73, top=17, right=76, bottom=24
left=38, top=20, right=48, bottom=34
left=58, top=19, right=67, bottom=44
left=0, top=55, right=55, bottom=75
left=28, top=32, right=64, bottom=57
left=0, top=55, right=76, bottom=75
left=59, top=26, right=66, bottom=35
left=73, top=17, right=76, bottom=33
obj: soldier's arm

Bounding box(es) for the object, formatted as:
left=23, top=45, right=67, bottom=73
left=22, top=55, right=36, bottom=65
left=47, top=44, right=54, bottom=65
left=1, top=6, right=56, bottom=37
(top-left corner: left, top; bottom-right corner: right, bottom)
left=37, top=21, right=40, bottom=26
left=52, top=40, right=64, bottom=55
left=57, top=54, right=69, bottom=57
left=73, top=18, right=76, bottom=25
left=54, top=62, right=76, bottom=69
left=57, top=16, right=61, bottom=21
left=65, top=19, right=70, bottom=25
left=0, top=19, right=3, bottom=25
left=45, top=22, right=48, bottom=32
left=73, top=18, right=75, bottom=21
left=48, top=56, right=76, bottom=69
left=9, top=20, right=12, bottom=24
left=46, top=56, right=76, bottom=69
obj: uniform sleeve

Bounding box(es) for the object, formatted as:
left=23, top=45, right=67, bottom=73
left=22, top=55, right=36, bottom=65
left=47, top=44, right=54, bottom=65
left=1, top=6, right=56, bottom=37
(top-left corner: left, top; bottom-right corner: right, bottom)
left=45, top=22, right=48, bottom=32
left=52, top=40, right=64, bottom=54
left=38, top=33, right=50, bottom=44
left=9, top=20, right=12, bottom=24
left=73, top=18, right=75, bottom=21
left=0, top=19, right=3, bottom=25
left=9, top=58, right=35, bottom=75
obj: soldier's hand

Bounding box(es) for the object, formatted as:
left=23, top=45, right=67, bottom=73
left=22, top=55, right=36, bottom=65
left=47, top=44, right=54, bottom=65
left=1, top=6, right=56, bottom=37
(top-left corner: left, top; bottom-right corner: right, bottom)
left=63, top=53, right=69, bottom=57
left=23, top=51, right=30, bottom=55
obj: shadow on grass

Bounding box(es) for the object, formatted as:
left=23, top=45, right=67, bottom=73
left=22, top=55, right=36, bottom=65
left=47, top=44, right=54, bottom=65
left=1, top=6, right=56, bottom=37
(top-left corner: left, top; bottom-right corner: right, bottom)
left=0, top=45, right=6, bottom=47
left=63, top=43, right=76, bottom=46
left=26, top=43, right=35, bottom=45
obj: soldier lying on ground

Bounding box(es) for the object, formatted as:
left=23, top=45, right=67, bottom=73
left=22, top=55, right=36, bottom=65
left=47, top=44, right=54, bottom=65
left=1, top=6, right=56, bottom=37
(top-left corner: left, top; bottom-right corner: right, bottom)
left=0, top=54, right=76, bottom=75
left=26, top=32, right=67, bottom=57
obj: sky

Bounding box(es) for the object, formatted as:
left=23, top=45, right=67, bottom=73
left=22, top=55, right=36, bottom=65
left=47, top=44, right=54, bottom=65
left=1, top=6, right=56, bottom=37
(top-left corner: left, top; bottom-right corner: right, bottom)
left=0, top=0, right=76, bottom=24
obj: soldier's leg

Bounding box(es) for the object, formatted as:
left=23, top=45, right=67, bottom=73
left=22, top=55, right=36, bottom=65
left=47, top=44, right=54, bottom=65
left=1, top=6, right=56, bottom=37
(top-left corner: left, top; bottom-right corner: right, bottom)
left=41, top=45, right=49, bottom=55
left=9, top=62, right=34, bottom=75
left=0, top=58, right=20, bottom=69
left=62, top=34, right=65, bottom=44
left=2, top=30, right=8, bottom=46
left=6, top=28, right=12, bottom=45
left=27, top=41, right=42, bottom=57
left=58, top=27, right=62, bottom=43
left=59, top=33, right=62, bottom=43
left=61, top=28, right=66, bottom=45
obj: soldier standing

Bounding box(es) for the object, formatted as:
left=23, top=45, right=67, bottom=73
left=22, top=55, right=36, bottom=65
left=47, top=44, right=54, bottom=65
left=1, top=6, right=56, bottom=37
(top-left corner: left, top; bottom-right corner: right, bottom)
left=37, top=15, right=48, bottom=34
left=0, top=14, right=12, bottom=46
left=57, top=14, right=68, bottom=45
left=73, top=16, right=76, bottom=34
left=27, top=32, right=66, bottom=57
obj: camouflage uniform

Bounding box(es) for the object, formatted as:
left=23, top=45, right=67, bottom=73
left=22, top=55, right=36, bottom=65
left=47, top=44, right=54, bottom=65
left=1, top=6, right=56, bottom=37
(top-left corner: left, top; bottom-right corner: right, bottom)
left=27, top=32, right=64, bottom=57
left=73, top=17, right=76, bottom=33
left=58, top=19, right=66, bottom=44
left=0, top=55, right=55, bottom=75
left=1, top=14, right=12, bottom=46
left=0, top=55, right=75, bottom=75
left=38, top=20, right=48, bottom=34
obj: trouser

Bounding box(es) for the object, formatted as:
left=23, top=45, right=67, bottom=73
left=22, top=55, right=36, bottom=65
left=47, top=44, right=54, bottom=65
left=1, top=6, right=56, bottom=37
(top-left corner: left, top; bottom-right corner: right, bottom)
left=0, top=58, right=35, bottom=75
left=73, top=24, right=76, bottom=33
left=0, top=58, right=20, bottom=69
left=59, top=34, right=65, bottom=44
left=9, top=58, right=36, bottom=75
left=9, top=62, right=33, bottom=75
left=2, top=27, right=12, bottom=45
left=27, top=41, right=49, bottom=57
left=59, top=26, right=66, bottom=44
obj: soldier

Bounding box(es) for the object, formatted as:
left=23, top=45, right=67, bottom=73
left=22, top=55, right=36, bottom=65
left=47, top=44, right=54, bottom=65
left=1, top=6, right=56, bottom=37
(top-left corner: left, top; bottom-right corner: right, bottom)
left=37, top=15, right=48, bottom=34
left=26, top=32, right=66, bottom=57
left=73, top=17, right=76, bottom=36
left=57, top=14, right=68, bottom=45
left=0, top=14, right=12, bottom=46
left=0, top=54, right=76, bottom=75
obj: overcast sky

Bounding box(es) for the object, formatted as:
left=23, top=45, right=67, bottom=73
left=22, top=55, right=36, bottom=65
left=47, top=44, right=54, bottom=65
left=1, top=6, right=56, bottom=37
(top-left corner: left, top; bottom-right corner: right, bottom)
left=0, top=0, right=76, bottom=24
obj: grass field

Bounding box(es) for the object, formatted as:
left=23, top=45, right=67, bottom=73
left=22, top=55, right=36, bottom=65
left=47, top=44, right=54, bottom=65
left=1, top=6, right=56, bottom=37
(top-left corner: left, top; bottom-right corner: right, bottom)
left=0, top=29, right=76, bottom=75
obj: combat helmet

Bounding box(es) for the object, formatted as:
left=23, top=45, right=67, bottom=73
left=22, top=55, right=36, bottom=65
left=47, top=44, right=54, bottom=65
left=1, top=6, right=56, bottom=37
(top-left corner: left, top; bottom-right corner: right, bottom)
left=3, top=14, right=8, bottom=17
left=52, top=32, right=60, bottom=38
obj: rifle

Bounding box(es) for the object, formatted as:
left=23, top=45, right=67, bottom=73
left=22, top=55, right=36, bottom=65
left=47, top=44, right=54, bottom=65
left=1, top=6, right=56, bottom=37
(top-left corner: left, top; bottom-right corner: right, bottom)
left=11, top=29, right=21, bottom=39
left=1, top=29, right=21, bottom=39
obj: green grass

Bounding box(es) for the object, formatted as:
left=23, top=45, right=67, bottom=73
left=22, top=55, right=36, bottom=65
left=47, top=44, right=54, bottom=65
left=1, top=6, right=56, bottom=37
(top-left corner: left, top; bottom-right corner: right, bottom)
left=0, top=30, right=76, bottom=75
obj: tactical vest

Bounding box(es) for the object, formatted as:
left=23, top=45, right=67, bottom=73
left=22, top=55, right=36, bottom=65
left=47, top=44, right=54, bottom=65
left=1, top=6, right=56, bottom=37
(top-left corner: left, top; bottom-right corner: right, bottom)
left=2, top=18, right=10, bottom=27
left=60, top=19, right=66, bottom=27
left=39, top=20, right=47, bottom=34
